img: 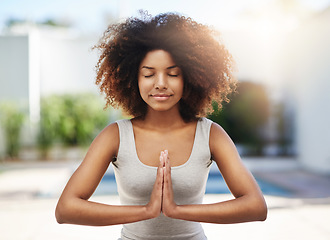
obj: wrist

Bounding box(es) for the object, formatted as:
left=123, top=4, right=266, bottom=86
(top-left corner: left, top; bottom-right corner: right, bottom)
left=164, top=204, right=179, bottom=219
left=144, top=204, right=160, bottom=219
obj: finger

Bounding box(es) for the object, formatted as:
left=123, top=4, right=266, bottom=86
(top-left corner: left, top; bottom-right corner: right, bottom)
left=157, top=159, right=164, bottom=178
left=164, top=149, right=168, bottom=158
left=157, top=160, right=163, bottom=176
left=156, top=155, right=164, bottom=185
left=163, top=150, right=169, bottom=167
left=165, top=151, right=170, bottom=175
left=162, top=151, right=166, bottom=167
left=164, top=153, right=171, bottom=186
left=154, top=168, right=163, bottom=197
left=160, top=151, right=165, bottom=167
left=159, top=153, right=163, bottom=168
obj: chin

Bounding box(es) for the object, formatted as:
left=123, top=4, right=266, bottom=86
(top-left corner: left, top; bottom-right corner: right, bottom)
left=148, top=105, right=176, bottom=113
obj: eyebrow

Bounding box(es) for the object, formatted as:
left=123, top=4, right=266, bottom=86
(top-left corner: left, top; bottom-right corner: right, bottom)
left=141, top=65, right=179, bottom=70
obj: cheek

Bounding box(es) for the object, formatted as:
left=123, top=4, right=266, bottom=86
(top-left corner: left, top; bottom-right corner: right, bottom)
left=138, top=79, right=149, bottom=99
left=176, top=79, right=184, bottom=96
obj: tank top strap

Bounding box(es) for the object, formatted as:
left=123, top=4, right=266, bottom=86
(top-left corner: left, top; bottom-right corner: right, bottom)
left=195, top=117, right=213, bottom=146
left=116, top=119, right=132, bottom=144
left=115, top=119, right=135, bottom=164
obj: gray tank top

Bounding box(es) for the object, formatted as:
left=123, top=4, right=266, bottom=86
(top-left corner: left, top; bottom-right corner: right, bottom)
left=114, top=117, right=213, bottom=240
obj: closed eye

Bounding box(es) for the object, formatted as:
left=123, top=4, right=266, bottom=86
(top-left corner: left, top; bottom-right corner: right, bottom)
left=144, top=74, right=154, bottom=78
left=168, top=74, right=179, bottom=77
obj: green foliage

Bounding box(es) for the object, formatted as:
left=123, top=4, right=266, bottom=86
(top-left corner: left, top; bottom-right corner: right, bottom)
left=37, top=96, right=62, bottom=157
left=208, top=81, right=270, bottom=155
left=5, top=17, right=71, bottom=28
left=273, top=102, right=293, bottom=156
left=0, top=103, right=25, bottom=159
left=41, top=19, right=70, bottom=27
left=5, top=18, right=25, bottom=27
left=37, top=94, right=109, bottom=157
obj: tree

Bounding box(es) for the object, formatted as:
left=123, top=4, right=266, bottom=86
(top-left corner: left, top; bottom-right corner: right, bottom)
left=37, top=93, right=110, bottom=158
left=0, top=103, right=25, bottom=159
left=208, top=81, right=270, bottom=155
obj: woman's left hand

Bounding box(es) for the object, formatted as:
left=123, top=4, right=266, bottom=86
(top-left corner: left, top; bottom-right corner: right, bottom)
left=161, top=150, right=178, bottom=217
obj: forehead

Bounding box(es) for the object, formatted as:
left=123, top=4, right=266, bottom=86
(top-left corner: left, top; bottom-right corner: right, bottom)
left=140, top=49, right=177, bottom=69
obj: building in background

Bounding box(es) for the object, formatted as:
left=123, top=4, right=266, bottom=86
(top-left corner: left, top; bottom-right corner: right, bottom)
left=0, top=24, right=101, bottom=153
left=0, top=6, right=330, bottom=174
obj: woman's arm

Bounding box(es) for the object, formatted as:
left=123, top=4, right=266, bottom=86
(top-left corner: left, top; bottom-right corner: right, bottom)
left=55, top=123, right=164, bottom=226
left=162, top=122, right=267, bottom=224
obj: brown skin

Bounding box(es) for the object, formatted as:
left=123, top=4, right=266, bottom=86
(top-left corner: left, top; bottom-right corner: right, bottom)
left=55, top=50, right=267, bottom=226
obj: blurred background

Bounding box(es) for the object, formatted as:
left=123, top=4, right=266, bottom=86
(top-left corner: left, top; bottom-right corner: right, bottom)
left=1, top=0, right=330, bottom=239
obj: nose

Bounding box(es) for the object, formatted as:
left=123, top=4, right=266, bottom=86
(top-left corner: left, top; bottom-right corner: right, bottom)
left=154, top=73, right=167, bottom=89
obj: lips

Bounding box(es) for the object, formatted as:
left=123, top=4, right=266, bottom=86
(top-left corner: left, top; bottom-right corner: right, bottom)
left=152, top=94, right=171, bottom=97
left=150, top=93, right=172, bottom=101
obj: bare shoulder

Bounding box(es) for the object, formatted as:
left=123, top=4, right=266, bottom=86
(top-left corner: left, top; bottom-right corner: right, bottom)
left=95, top=122, right=119, bottom=144
left=209, top=121, right=240, bottom=165
left=101, top=122, right=120, bottom=137
left=86, top=122, right=120, bottom=162
left=209, top=121, right=233, bottom=146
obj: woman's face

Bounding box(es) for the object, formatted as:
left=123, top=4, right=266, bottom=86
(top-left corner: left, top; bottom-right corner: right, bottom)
left=138, top=50, right=184, bottom=113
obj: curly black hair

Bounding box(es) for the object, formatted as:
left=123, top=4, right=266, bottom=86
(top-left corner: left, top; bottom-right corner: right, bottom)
left=93, top=11, right=236, bottom=121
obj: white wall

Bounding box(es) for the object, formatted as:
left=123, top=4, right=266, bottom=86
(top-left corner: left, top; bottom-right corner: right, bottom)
left=222, top=30, right=277, bottom=84
left=283, top=9, right=330, bottom=173
left=0, top=35, right=30, bottom=156
left=39, top=34, right=99, bottom=95
left=0, top=35, right=29, bottom=101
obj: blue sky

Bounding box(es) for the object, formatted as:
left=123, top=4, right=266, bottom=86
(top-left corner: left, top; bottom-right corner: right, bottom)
left=1, top=0, right=329, bottom=34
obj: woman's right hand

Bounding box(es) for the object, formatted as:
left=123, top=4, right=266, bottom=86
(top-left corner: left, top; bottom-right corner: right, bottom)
left=145, top=152, right=165, bottom=219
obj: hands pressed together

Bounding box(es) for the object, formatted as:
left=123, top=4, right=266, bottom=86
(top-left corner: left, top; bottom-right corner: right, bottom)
left=146, top=150, right=177, bottom=219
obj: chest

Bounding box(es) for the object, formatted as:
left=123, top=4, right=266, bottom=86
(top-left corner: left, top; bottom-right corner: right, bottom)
left=113, top=119, right=213, bottom=205
left=133, top=125, right=196, bottom=167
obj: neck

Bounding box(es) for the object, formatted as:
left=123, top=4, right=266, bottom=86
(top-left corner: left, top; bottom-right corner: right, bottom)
left=142, top=108, right=185, bottom=130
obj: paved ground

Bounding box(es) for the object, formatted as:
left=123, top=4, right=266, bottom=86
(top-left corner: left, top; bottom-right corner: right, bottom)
left=1, top=159, right=330, bottom=240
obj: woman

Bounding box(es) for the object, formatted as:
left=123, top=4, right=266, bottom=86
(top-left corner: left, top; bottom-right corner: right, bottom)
left=55, top=12, right=267, bottom=240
